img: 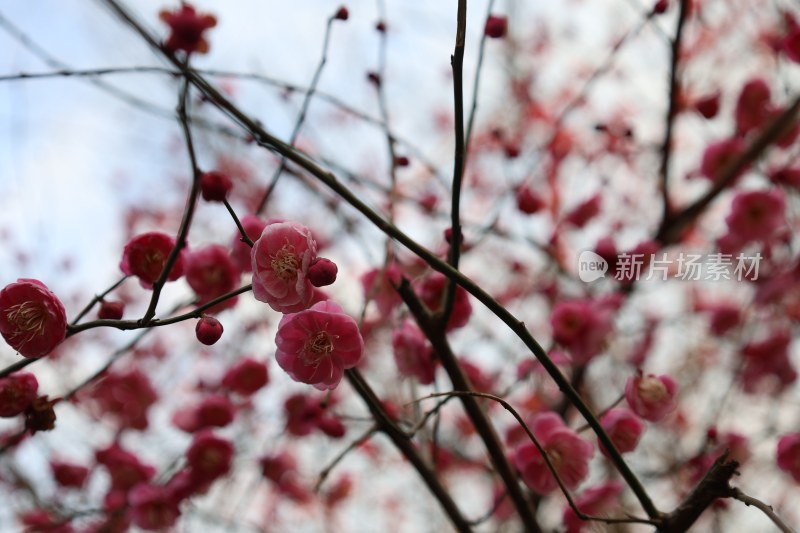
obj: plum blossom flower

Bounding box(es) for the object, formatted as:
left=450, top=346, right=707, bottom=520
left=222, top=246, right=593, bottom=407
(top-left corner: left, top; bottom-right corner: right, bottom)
left=735, top=78, right=772, bottom=135
left=415, top=272, right=472, bottom=330
left=562, top=481, right=625, bottom=533
left=186, top=431, right=234, bottom=483
left=129, top=483, right=180, bottom=531
left=600, top=408, right=645, bottom=455
left=550, top=296, right=620, bottom=364
left=275, top=300, right=364, bottom=390
left=120, top=232, right=184, bottom=289
left=361, top=263, right=402, bottom=316
left=699, top=138, right=747, bottom=182
left=513, top=412, right=594, bottom=495
left=251, top=222, right=318, bottom=313
left=725, top=189, right=786, bottom=244
left=392, top=320, right=437, bottom=384
left=0, top=372, right=38, bottom=417
left=185, top=244, right=240, bottom=310
left=777, top=432, right=800, bottom=483
left=484, top=14, right=508, bottom=38
left=159, top=3, right=217, bottom=55
left=0, top=279, right=66, bottom=358
left=624, top=373, right=678, bottom=422
left=221, top=357, right=269, bottom=396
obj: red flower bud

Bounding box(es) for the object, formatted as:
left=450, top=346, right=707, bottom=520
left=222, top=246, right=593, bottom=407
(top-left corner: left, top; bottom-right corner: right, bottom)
left=98, top=300, right=125, bottom=320
left=334, top=6, right=349, bottom=21
left=200, top=171, right=233, bottom=202
left=196, top=316, right=223, bottom=345
left=484, top=15, right=508, bottom=38
left=307, top=258, right=338, bottom=287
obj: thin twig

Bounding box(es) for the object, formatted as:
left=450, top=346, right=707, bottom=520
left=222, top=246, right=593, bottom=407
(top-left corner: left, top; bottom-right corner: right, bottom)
left=730, top=487, right=796, bottom=533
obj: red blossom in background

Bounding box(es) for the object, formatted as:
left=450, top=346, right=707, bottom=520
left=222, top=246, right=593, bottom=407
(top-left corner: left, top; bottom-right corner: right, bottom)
left=725, top=188, right=786, bottom=244
left=415, top=272, right=472, bottom=330
left=159, top=3, right=217, bottom=55
left=88, top=369, right=159, bottom=430
left=275, top=300, right=364, bottom=390
left=484, top=14, right=508, bottom=39
left=391, top=320, right=437, bottom=384
left=50, top=461, right=90, bottom=489
left=777, top=433, right=800, bottom=483
left=562, top=481, right=625, bottom=533
left=186, top=430, right=234, bottom=482
left=251, top=221, right=318, bottom=313
left=600, top=408, right=645, bottom=455
left=0, top=279, right=66, bottom=359
left=0, top=372, right=38, bottom=417
left=120, top=232, right=184, bottom=289
left=624, top=373, right=678, bottom=422
left=221, top=357, right=269, bottom=396
left=95, top=443, right=156, bottom=493
left=129, top=483, right=181, bottom=531
left=513, top=412, right=594, bottom=495
left=550, top=297, right=618, bottom=364
left=361, top=264, right=402, bottom=316
left=699, top=138, right=747, bottom=182
left=185, top=244, right=240, bottom=309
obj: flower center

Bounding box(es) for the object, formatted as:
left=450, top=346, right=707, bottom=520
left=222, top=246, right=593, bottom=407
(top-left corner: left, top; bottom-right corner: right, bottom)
left=5, top=302, right=47, bottom=342
left=638, top=377, right=667, bottom=403
left=271, top=245, right=300, bottom=281
left=301, top=331, right=333, bottom=367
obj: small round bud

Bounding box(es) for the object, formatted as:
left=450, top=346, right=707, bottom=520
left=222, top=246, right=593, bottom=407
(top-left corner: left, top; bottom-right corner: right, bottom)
left=307, top=258, right=338, bottom=287
left=200, top=171, right=232, bottom=202
left=98, top=300, right=125, bottom=320
left=484, top=15, right=508, bottom=38
left=334, top=6, right=349, bottom=20
left=196, top=316, right=223, bottom=345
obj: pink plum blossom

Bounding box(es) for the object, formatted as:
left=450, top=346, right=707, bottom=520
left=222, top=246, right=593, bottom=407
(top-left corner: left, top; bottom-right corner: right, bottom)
left=725, top=189, right=786, bottom=244
left=275, top=300, right=364, bottom=390
left=251, top=222, right=318, bottom=313
left=600, top=408, right=645, bottom=455
left=624, top=373, right=678, bottom=422
left=777, top=432, right=800, bottom=483
left=562, top=481, right=625, bottom=533
left=391, top=320, right=437, bottom=384
left=513, top=412, right=594, bottom=495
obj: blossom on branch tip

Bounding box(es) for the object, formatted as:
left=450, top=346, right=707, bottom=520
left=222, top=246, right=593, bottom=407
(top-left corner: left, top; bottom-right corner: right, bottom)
left=275, top=300, right=364, bottom=390
left=195, top=316, right=223, bottom=345
left=484, top=15, right=508, bottom=38
left=199, top=170, right=232, bottom=202
left=251, top=221, right=318, bottom=313
left=159, top=3, right=217, bottom=55
left=0, top=279, right=66, bottom=359
left=120, top=232, right=185, bottom=289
